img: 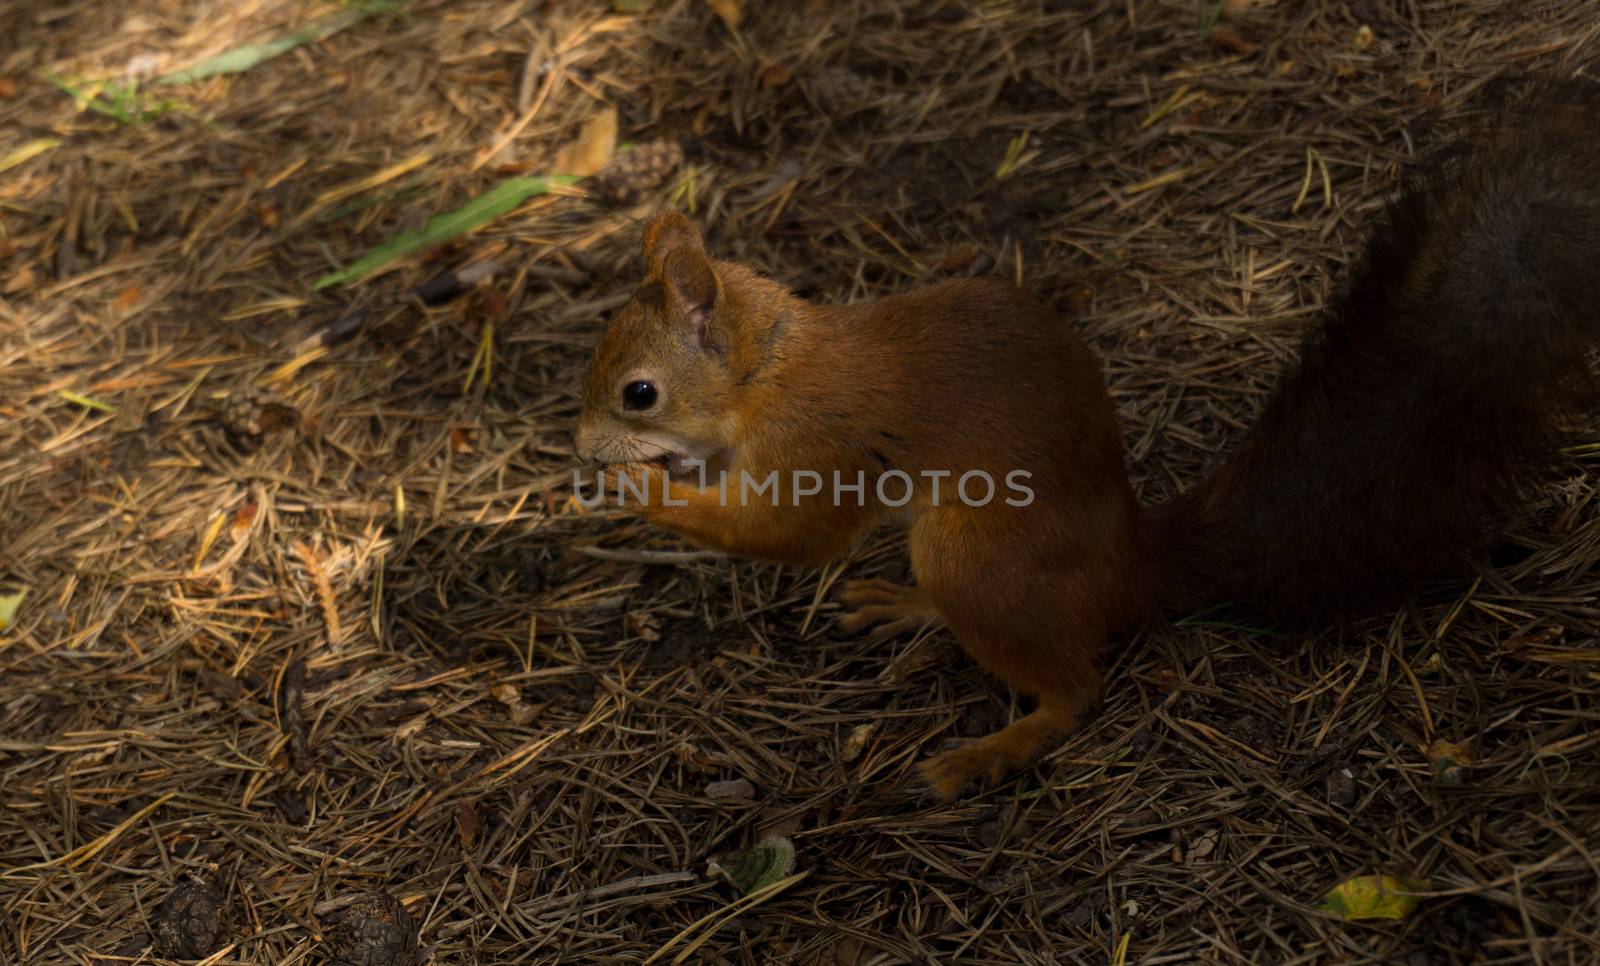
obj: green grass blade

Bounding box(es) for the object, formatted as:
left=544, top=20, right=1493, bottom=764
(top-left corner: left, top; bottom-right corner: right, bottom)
left=44, top=70, right=186, bottom=125
left=313, top=175, right=579, bottom=290
left=58, top=390, right=118, bottom=413
left=156, top=9, right=368, bottom=86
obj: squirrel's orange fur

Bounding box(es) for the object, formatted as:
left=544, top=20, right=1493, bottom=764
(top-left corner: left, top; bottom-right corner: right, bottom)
left=575, top=80, right=1600, bottom=799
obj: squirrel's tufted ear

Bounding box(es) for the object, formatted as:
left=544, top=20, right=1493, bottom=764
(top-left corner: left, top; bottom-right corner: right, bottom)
left=643, top=209, right=705, bottom=268
left=643, top=210, right=719, bottom=335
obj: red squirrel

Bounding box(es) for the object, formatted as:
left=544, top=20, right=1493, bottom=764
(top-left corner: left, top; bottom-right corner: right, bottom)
left=574, top=79, right=1600, bottom=799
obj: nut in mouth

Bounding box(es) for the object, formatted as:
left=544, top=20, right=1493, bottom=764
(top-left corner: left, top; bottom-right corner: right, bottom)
left=595, top=450, right=687, bottom=477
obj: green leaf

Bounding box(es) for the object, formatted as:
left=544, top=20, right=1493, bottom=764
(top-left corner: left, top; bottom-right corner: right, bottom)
left=0, top=588, right=27, bottom=631
left=1318, top=874, right=1430, bottom=922
left=313, top=174, right=579, bottom=290
left=708, top=836, right=795, bottom=897
left=156, top=9, right=369, bottom=85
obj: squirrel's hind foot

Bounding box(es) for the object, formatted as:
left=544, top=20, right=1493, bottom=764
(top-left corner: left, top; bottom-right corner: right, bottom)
left=918, top=696, right=1083, bottom=800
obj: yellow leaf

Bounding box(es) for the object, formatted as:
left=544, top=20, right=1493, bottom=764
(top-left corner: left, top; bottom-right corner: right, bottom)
left=0, top=138, right=60, bottom=175
left=706, top=0, right=742, bottom=28
left=1318, top=874, right=1429, bottom=922
left=0, top=588, right=26, bottom=631
left=1423, top=739, right=1471, bottom=766
left=193, top=512, right=227, bottom=572
left=553, top=105, right=618, bottom=177
left=1423, top=738, right=1471, bottom=786
left=58, top=390, right=118, bottom=413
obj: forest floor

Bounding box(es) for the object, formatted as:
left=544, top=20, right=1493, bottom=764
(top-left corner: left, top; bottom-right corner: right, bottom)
left=4, top=1, right=1600, bottom=963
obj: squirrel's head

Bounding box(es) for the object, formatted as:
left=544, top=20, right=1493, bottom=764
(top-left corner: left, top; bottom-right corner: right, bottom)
left=575, top=210, right=742, bottom=474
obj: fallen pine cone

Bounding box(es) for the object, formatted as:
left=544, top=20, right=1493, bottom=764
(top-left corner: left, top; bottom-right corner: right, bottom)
left=588, top=139, right=685, bottom=205
left=151, top=880, right=229, bottom=960
left=807, top=66, right=875, bottom=115
left=219, top=386, right=299, bottom=441
left=323, top=891, right=418, bottom=966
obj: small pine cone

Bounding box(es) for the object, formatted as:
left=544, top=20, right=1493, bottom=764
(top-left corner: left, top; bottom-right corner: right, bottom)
left=324, top=892, right=418, bottom=966
left=807, top=67, right=874, bottom=115
left=219, top=387, right=299, bottom=440
left=151, top=880, right=229, bottom=960
left=589, top=139, right=685, bottom=205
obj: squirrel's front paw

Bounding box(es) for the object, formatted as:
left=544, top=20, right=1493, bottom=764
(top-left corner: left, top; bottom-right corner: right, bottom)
left=836, top=579, right=942, bottom=639
left=602, top=462, right=668, bottom=507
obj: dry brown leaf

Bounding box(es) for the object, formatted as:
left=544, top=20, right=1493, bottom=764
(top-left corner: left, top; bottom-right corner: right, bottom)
left=490, top=681, right=548, bottom=725
left=706, top=778, right=756, bottom=803
left=626, top=610, right=661, bottom=642
left=457, top=800, right=482, bottom=849
left=1502, top=626, right=1564, bottom=651
left=394, top=713, right=429, bottom=741
left=5, top=263, right=36, bottom=295
left=673, top=741, right=731, bottom=773
left=840, top=723, right=874, bottom=763
left=509, top=701, right=548, bottom=726
left=112, top=284, right=141, bottom=311
left=1144, top=667, right=1181, bottom=693
left=229, top=501, right=258, bottom=541
left=760, top=62, right=791, bottom=88
left=552, top=105, right=618, bottom=176
left=1210, top=26, right=1259, bottom=55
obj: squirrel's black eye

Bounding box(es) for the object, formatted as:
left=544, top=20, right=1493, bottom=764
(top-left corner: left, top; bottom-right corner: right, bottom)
left=622, top=380, right=658, bottom=411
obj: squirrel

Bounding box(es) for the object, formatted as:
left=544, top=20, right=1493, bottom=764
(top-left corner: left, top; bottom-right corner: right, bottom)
left=574, top=78, right=1600, bottom=800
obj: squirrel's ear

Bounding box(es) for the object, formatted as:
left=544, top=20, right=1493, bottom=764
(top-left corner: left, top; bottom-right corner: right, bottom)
left=643, top=210, right=719, bottom=335
left=663, top=248, right=718, bottom=329
left=642, top=209, right=705, bottom=267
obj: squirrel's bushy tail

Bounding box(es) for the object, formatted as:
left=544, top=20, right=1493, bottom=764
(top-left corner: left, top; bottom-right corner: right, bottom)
left=1146, top=77, right=1600, bottom=622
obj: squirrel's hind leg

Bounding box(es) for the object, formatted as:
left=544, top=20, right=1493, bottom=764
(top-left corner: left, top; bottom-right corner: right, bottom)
left=907, top=505, right=1122, bottom=799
